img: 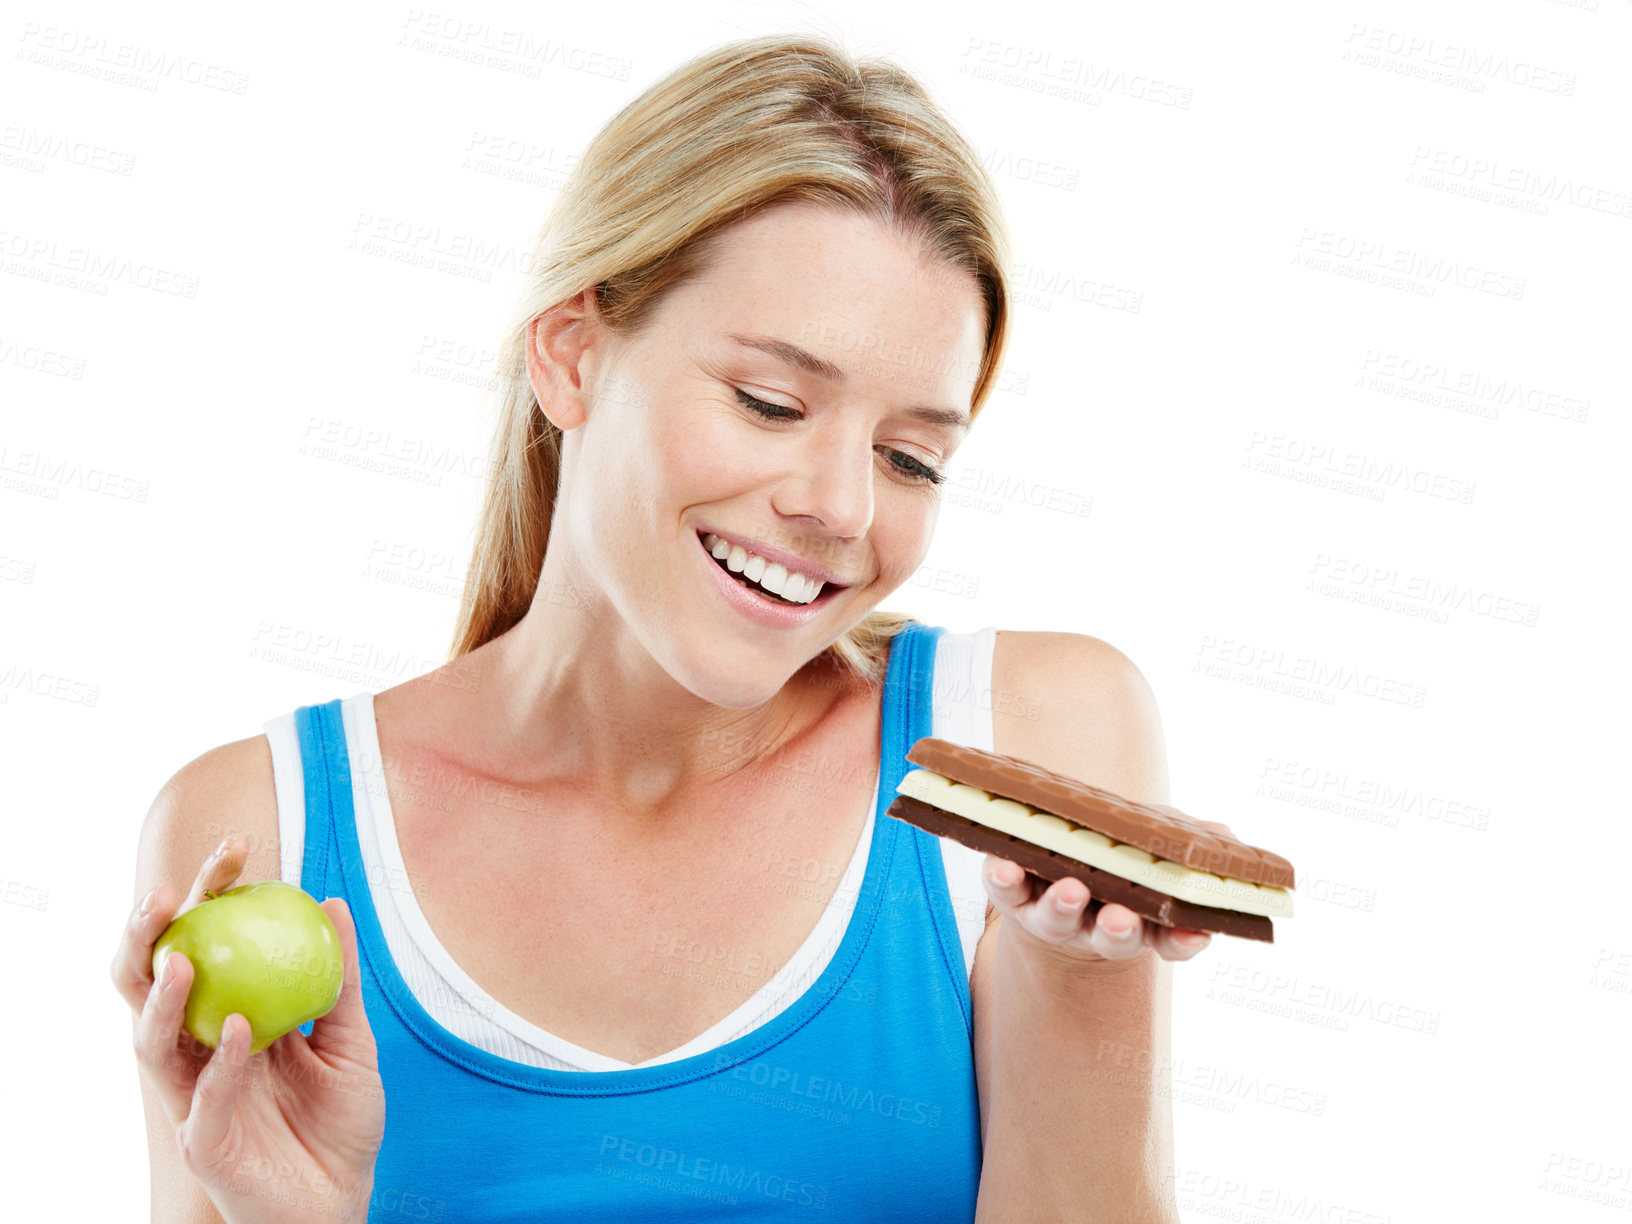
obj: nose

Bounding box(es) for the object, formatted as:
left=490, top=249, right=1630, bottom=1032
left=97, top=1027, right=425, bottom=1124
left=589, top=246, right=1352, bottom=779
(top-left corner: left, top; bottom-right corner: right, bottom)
left=770, top=424, right=875, bottom=540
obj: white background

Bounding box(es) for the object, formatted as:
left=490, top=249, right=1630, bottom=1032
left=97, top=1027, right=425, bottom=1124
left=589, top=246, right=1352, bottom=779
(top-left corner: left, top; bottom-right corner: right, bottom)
left=4, top=0, right=1628, bottom=1218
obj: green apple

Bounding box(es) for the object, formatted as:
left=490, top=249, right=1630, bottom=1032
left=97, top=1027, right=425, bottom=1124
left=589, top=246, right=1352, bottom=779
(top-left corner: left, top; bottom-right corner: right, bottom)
left=152, top=881, right=344, bottom=1055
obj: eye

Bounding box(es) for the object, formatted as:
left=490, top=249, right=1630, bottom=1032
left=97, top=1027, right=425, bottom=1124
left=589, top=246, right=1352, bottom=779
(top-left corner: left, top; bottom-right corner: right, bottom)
left=880, top=449, right=945, bottom=486
left=735, top=388, right=945, bottom=485
left=734, top=387, right=800, bottom=421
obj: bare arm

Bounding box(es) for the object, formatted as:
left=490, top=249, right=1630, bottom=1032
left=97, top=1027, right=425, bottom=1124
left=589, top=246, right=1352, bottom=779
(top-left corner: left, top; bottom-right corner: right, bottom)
left=972, top=631, right=1200, bottom=1223
left=112, top=735, right=382, bottom=1223
left=129, top=738, right=281, bottom=1222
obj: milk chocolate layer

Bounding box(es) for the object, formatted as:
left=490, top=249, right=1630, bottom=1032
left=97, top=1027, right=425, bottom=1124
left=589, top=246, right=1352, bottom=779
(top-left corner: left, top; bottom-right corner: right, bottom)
left=905, top=738, right=1294, bottom=889
left=888, top=795, right=1274, bottom=942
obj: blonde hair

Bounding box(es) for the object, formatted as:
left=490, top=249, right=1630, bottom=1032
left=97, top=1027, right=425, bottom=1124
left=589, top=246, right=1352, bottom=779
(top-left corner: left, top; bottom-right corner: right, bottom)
left=448, top=33, right=1012, bottom=687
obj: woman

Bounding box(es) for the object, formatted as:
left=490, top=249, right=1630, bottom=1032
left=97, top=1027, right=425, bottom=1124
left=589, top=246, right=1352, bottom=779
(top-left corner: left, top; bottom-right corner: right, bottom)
left=111, top=34, right=1215, bottom=1222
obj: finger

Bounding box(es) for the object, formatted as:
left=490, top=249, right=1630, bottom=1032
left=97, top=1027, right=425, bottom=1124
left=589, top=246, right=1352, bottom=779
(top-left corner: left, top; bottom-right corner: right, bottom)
left=1031, top=876, right=1092, bottom=942
left=1153, top=925, right=1212, bottom=961
left=306, top=899, right=378, bottom=1069
left=1087, top=902, right=1146, bottom=960
left=183, top=835, right=249, bottom=910
left=134, top=949, right=206, bottom=1124
left=111, top=883, right=179, bottom=1012
left=182, top=1013, right=250, bottom=1172
left=981, top=856, right=1035, bottom=918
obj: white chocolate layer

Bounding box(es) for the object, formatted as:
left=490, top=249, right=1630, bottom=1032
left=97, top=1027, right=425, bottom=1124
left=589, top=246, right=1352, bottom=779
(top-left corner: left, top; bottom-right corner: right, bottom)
left=897, top=769, right=1292, bottom=917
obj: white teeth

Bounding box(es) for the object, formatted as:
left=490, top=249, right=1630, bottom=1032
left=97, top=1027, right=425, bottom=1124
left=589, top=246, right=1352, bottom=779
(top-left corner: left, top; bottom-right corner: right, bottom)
left=698, top=532, right=828, bottom=604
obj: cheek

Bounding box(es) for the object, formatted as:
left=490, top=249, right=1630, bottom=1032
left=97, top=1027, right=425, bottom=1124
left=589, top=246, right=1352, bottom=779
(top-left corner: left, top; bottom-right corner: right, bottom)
left=874, top=494, right=939, bottom=584
left=645, top=392, right=738, bottom=479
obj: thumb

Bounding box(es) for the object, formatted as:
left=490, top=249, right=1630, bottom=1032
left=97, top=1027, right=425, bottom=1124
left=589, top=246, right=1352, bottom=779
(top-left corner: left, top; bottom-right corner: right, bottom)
left=307, top=898, right=377, bottom=1067
left=182, top=1013, right=250, bottom=1171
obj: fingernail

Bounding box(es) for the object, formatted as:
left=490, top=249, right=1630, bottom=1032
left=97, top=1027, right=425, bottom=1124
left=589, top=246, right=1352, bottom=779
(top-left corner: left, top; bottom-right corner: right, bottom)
left=1178, top=933, right=1209, bottom=950
left=137, top=887, right=158, bottom=916
left=1052, top=893, right=1083, bottom=913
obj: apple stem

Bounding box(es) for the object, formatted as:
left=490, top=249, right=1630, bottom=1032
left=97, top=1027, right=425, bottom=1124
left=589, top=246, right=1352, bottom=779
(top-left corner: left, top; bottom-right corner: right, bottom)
left=204, top=890, right=218, bottom=900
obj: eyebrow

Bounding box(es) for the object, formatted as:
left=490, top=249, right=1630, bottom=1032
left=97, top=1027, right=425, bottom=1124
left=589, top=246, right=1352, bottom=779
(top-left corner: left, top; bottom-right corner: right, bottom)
left=728, top=332, right=972, bottom=432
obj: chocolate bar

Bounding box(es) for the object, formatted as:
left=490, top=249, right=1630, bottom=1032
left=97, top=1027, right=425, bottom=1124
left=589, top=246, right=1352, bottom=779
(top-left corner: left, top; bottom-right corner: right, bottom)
left=904, top=739, right=1294, bottom=888
left=889, top=795, right=1273, bottom=942
left=886, top=737, right=1296, bottom=942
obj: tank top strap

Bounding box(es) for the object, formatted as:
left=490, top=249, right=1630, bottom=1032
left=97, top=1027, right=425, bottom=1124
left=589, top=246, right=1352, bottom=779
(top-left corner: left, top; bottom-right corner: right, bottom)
left=880, top=620, right=944, bottom=780
left=880, top=621, right=972, bottom=1032
left=293, top=697, right=351, bottom=906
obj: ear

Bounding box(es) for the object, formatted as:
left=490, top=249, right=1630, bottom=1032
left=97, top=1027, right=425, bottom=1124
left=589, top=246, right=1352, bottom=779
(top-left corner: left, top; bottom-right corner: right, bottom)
left=524, top=287, right=600, bottom=432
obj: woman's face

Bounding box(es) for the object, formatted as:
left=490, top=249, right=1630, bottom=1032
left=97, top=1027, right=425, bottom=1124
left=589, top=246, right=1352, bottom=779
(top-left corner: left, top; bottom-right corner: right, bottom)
left=541, top=200, right=988, bottom=708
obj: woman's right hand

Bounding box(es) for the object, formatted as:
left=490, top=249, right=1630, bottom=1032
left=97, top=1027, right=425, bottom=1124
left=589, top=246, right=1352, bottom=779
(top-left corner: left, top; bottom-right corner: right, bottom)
left=111, top=836, right=386, bottom=1223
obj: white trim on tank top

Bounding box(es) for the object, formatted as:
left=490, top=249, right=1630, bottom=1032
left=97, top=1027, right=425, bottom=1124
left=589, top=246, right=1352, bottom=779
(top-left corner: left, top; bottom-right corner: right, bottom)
left=266, top=624, right=997, bottom=1071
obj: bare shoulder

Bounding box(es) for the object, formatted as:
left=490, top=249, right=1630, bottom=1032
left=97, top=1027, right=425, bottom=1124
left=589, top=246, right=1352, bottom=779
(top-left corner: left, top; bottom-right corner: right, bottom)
left=989, top=630, right=1170, bottom=807
left=132, top=734, right=285, bottom=907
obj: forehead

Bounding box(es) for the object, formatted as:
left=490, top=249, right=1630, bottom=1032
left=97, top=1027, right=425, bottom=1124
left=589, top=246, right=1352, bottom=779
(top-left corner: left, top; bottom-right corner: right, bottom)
left=678, top=202, right=987, bottom=409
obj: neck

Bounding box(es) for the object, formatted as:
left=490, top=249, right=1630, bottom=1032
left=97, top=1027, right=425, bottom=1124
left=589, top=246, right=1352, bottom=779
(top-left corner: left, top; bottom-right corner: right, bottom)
left=442, top=576, right=855, bottom=816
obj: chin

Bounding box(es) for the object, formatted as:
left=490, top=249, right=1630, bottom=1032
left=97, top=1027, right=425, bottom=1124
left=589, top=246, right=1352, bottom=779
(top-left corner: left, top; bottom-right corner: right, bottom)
left=683, top=668, right=792, bottom=711
left=667, top=636, right=827, bottom=710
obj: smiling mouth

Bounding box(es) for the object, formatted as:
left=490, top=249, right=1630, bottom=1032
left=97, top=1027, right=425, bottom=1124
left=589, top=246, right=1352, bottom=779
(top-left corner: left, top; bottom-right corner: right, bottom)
left=698, top=532, right=840, bottom=606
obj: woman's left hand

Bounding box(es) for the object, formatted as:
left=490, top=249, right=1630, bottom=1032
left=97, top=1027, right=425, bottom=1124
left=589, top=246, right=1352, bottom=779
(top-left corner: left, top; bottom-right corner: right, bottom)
left=981, top=820, right=1237, bottom=965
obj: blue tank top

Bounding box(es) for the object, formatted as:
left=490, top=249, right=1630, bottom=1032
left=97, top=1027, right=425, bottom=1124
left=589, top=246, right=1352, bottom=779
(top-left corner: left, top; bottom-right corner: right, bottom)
left=292, top=621, right=983, bottom=1220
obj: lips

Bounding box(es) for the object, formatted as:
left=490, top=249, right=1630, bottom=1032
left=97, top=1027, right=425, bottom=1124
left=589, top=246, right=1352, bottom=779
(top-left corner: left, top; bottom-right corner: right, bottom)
left=706, top=545, right=804, bottom=604
left=696, top=529, right=854, bottom=587
left=692, top=530, right=853, bottom=625
left=696, top=530, right=856, bottom=607
left=697, top=533, right=821, bottom=606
